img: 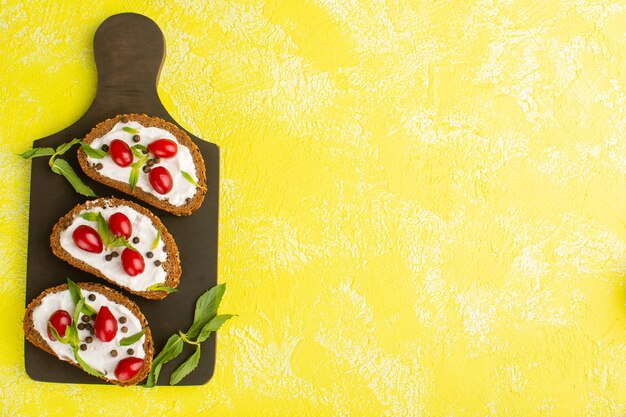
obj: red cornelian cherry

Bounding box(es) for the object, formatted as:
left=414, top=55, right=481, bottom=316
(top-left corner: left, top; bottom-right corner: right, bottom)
left=72, top=225, right=103, bottom=253
left=121, top=248, right=145, bottom=276
left=94, top=306, right=118, bottom=342
left=148, top=139, right=178, bottom=158
left=47, top=310, right=72, bottom=341
left=108, top=212, right=132, bottom=239
left=109, top=139, right=133, bottom=167
left=148, top=166, right=173, bottom=194
left=115, top=357, right=145, bottom=381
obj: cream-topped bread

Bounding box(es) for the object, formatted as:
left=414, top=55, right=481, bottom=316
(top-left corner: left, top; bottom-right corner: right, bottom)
left=51, top=197, right=180, bottom=299
left=24, top=281, right=154, bottom=386
left=78, top=114, right=206, bottom=216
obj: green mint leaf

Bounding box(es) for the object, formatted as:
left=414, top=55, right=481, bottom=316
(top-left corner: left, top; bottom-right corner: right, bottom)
left=73, top=348, right=104, bottom=377
left=130, top=144, right=149, bottom=158
left=109, top=235, right=135, bottom=250
left=187, top=284, right=226, bottom=339
left=79, top=212, right=100, bottom=222
left=146, top=283, right=177, bottom=294
left=145, top=334, right=184, bottom=387
left=180, top=171, right=199, bottom=187
left=19, top=147, right=54, bottom=159
left=130, top=153, right=150, bottom=168
left=96, top=212, right=113, bottom=247
left=50, top=159, right=97, bottom=197
left=66, top=278, right=96, bottom=316
left=73, top=298, right=85, bottom=324
left=67, top=278, right=82, bottom=305
left=169, top=345, right=201, bottom=385
left=66, top=324, right=80, bottom=348
left=123, top=126, right=139, bottom=134
left=80, top=142, right=107, bottom=159
left=119, top=330, right=145, bottom=346
left=153, top=334, right=184, bottom=365
left=129, top=166, right=139, bottom=192
left=151, top=229, right=161, bottom=250
left=47, top=322, right=69, bottom=344
left=197, top=314, right=235, bottom=343
left=82, top=302, right=97, bottom=316
left=54, top=138, right=81, bottom=156
left=143, top=363, right=162, bottom=388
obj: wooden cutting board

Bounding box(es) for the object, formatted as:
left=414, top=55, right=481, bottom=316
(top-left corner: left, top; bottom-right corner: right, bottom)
left=24, top=13, right=219, bottom=386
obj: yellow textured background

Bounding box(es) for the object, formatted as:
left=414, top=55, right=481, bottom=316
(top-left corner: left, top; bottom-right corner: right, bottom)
left=1, top=0, right=625, bottom=415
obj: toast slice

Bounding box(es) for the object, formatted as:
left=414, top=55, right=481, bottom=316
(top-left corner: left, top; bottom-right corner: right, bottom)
left=24, top=281, right=154, bottom=386
left=78, top=114, right=207, bottom=216
left=51, top=197, right=181, bottom=300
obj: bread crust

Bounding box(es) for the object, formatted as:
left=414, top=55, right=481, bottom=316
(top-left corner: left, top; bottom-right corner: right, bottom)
left=78, top=114, right=207, bottom=216
left=24, top=282, right=154, bottom=387
left=51, top=197, right=181, bottom=300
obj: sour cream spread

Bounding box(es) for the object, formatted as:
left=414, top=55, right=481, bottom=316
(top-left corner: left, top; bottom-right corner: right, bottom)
left=87, top=121, right=199, bottom=206
left=59, top=204, right=167, bottom=291
left=32, top=289, right=146, bottom=380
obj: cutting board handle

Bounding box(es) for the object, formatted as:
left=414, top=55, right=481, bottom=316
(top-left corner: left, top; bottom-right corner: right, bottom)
left=93, top=13, right=165, bottom=102
left=34, top=13, right=177, bottom=145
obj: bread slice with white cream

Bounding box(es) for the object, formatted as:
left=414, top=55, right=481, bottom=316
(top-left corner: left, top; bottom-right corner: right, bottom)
left=24, top=280, right=153, bottom=386
left=51, top=197, right=180, bottom=299
left=78, top=114, right=206, bottom=216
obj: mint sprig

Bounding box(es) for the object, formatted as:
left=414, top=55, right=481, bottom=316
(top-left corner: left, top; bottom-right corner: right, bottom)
left=143, top=283, right=234, bottom=387
left=120, top=330, right=145, bottom=346
left=19, top=138, right=96, bottom=197
left=80, top=142, right=107, bottom=159
left=67, top=278, right=97, bottom=316
left=146, top=283, right=177, bottom=294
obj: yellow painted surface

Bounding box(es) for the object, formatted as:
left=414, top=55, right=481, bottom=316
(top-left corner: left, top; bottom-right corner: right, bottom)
left=0, top=0, right=625, bottom=415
